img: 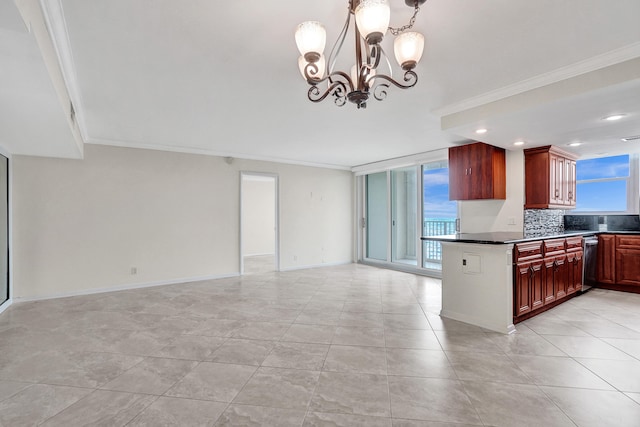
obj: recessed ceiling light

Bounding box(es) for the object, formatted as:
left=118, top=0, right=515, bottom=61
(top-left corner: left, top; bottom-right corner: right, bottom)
left=622, top=135, right=640, bottom=142
left=568, top=142, right=582, bottom=147
left=513, top=141, right=525, bottom=146
left=475, top=128, right=487, bottom=134
left=603, top=114, right=626, bottom=121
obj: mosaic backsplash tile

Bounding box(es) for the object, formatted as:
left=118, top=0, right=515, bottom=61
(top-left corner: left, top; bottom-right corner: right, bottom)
left=524, top=209, right=564, bottom=237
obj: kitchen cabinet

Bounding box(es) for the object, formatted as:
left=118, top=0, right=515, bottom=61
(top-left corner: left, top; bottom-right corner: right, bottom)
left=449, top=142, right=506, bottom=200
left=524, top=145, right=578, bottom=209
left=514, top=236, right=583, bottom=322
left=595, top=234, right=640, bottom=292
left=514, top=241, right=543, bottom=316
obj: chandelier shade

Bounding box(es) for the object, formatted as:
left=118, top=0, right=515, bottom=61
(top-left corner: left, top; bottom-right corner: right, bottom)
left=354, top=0, right=391, bottom=45
left=394, top=31, right=425, bottom=70
left=295, top=21, right=326, bottom=63
left=296, top=0, right=427, bottom=109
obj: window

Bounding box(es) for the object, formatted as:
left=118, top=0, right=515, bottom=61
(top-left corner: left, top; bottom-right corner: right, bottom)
left=575, top=154, right=636, bottom=212
left=422, top=161, right=457, bottom=270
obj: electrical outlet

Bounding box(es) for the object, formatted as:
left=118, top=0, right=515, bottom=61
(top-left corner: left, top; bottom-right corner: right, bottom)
left=130, top=267, right=137, bottom=275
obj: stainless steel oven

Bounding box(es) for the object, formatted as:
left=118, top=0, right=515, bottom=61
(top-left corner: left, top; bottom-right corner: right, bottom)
left=582, top=235, right=598, bottom=292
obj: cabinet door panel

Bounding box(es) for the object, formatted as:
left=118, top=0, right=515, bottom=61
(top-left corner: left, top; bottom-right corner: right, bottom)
left=543, top=257, right=556, bottom=305
left=554, top=255, right=568, bottom=299
left=597, top=235, right=616, bottom=284
left=574, top=250, right=583, bottom=291
left=531, top=259, right=544, bottom=310
left=448, top=145, right=466, bottom=200
left=514, top=262, right=532, bottom=316
left=566, top=160, right=576, bottom=206
left=615, top=248, right=640, bottom=286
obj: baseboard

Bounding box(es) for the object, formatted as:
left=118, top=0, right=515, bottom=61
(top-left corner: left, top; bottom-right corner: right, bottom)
left=0, top=299, right=12, bottom=315
left=279, top=261, right=353, bottom=272
left=440, top=309, right=516, bottom=335
left=243, top=253, right=276, bottom=257
left=13, top=272, right=241, bottom=303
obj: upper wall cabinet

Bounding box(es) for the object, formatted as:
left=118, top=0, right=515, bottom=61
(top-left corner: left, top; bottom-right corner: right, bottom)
left=449, top=142, right=506, bottom=200
left=524, top=145, right=577, bottom=209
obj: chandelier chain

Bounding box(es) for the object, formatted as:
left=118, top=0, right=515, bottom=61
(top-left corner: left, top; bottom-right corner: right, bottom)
left=388, top=1, right=421, bottom=36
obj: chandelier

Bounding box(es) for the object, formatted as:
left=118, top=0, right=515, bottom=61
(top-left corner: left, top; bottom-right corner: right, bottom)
left=295, top=0, right=426, bottom=109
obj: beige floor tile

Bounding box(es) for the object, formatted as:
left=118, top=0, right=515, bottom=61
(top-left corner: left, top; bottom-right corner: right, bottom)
left=208, top=338, right=275, bottom=365
left=388, top=376, right=481, bottom=424
left=304, top=412, right=391, bottom=426
left=489, top=332, right=566, bottom=356
left=445, top=351, right=532, bottom=384
left=310, top=371, right=390, bottom=417
left=323, top=345, right=387, bottom=374
left=386, top=348, right=456, bottom=378
left=577, top=357, right=640, bottom=392
left=40, top=390, right=156, bottom=427
left=166, top=362, right=256, bottom=402
left=462, top=381, right=574, bottom=427
left=602, top=337, right=640, bottom=360
left=232, top=367, right=320, bottom=410
left=100, top=357, right=197, bottom=395
left=384, top=328, right=442, bottom=350
left=541, top=386, right=640, bottom=427
left=215, top=404, right=306, bottom=426
left=392, top=420, right=483, bottom=427
left=2, top=265, right=640, bottom=425
left=332, top=326, right=385, bottom=347
left=543, top=335, right=633, bottom=360
left=153, top=334, right=226, bottom=360
left=509, top=354, right=614, bottom=390
left=433, top=331, right=502, bottom=353
left=384, top=314, right=431, bottom=330
left=0, top=380, right=30, bottom=402
left=262, top=342, right=329, bottom=370
left=281, top=323, right=336, bottom=344
left=0, top=384, right=91, bottom=426
left=128, top=396, right=227, bottom=426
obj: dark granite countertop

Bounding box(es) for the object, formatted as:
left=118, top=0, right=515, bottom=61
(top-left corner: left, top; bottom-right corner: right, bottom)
left=421, top=230, right=608, bottom=245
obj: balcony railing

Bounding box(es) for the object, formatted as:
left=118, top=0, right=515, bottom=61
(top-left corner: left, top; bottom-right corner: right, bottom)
left=423, top=218, right=456, bottom=264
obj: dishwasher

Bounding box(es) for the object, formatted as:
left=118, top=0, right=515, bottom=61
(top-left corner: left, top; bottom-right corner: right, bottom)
left=582, top=236, right=598, bottom=292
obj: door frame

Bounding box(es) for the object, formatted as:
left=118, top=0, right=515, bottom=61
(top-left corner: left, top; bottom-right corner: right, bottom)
left=239, top=171, right=280, bottom=275
left=0, top=148, right=11, bottom=315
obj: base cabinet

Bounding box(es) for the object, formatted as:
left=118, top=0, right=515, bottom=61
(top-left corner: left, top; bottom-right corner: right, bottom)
left=596, top=234, right=640, bottom=291
left=514, top=237, right=583, bottom=322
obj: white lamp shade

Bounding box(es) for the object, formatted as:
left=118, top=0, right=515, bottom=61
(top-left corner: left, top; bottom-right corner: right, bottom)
left=355, top=0, right=390, bottom=44
left=394, top=31, right=424, bottom=69
left=298, top=55, right=325, bottom=81
left=295, top=21, right=326, bottom=61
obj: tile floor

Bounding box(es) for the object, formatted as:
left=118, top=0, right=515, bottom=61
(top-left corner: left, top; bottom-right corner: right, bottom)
left=1, top=264, right=640, bottom=426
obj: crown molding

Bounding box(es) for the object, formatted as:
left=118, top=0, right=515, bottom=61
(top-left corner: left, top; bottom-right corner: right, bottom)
left=86, top=137, right=352, bottom=171
left=39, top=0, right=88, bottom=141
left=434, top=41, right=640, bottom=118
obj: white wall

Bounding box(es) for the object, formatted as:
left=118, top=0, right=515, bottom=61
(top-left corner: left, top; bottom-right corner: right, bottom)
left=459, top=149, right=524, bottom=233
left=241, top=176, right=275, bottom=256
left=12, top=144, right=353, bottom=299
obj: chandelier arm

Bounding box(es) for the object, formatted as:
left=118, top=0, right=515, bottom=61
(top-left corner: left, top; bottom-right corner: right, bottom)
left=371, top=70, right=417, bottom=90
left=327, top=7, right=351, bottom=75
left=308, top=81, right=348, bottom=106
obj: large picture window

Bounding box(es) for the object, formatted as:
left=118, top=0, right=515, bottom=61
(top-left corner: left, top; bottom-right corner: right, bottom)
left=575, top=154, right=633, bottom=212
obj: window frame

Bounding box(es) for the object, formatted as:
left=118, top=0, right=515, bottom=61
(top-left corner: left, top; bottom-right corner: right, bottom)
left=570, top=153, right=640, bottom=215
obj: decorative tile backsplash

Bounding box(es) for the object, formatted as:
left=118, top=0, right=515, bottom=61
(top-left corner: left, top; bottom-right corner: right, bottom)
left=524, top=209, right=564, bottom=237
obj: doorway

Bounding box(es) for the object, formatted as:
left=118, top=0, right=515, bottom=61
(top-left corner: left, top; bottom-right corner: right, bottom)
left=240, top=172, right=278, bottom=274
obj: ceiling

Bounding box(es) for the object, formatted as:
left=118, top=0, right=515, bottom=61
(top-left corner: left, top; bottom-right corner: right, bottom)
left=2, top=0, right=640, bottom=169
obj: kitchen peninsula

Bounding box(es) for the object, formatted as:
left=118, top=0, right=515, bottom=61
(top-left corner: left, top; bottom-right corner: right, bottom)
left=422, top=231, right=591, bottom=334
